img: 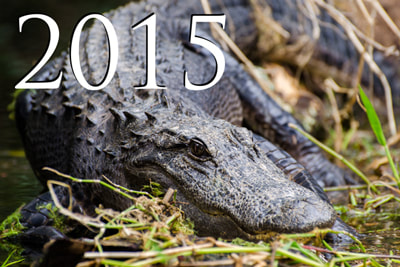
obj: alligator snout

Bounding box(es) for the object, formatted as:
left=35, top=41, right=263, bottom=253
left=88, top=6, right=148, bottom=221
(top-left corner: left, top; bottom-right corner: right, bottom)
left=204, top=144, right=336, bottom=234
left=136, top=116, right=337, bottom=236
left=233, top=181, right=336, bottom=234
left=205, top=126, right=336, bottom=234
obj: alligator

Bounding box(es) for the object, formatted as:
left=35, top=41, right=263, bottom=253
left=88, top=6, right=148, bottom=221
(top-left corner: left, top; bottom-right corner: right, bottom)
left=251, top=0, right=400, bottom=107
left=15, top=0, right=362, bottom=241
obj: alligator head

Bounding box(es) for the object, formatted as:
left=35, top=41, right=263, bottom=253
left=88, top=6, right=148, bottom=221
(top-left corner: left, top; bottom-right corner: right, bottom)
left=106, top=92, right=336, bottom=239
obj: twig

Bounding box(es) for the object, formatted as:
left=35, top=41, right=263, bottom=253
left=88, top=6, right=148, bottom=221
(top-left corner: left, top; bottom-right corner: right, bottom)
left=200, top=0, right=280, bottom=102
left=288, top=123, right=377, bottom=193
left=84, top=243, right=215, bottom=259
left=47, top=180, right=106, bottom=229
left=312, top=0, right=397, bottom=137
left=370, top=0, right=400, bottom=40
left=43, top=167, right=142, bottom=201
left=324, top=181, right=396, bottom=192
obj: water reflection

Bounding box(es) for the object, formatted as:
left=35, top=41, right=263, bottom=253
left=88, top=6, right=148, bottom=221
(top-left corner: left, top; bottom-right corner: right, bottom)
left=344, top=201, right=400, bottom=256
left=0, top=110, right=41, bottom=222
left=0, top=152, right=40, bottom=222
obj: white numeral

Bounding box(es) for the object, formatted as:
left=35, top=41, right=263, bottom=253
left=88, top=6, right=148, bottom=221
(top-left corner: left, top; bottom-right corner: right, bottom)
left=184, top=15, right=226, bottom=91
left=16, top=13, right=227, bottom=91
left=15, top=14, right=62, bottom=89
left=70, top=14, right=118, bottom=90
left=132, top=13, right=165, bottom=89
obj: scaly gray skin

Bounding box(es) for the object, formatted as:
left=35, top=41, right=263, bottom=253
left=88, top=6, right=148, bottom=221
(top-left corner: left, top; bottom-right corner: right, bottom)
left=16, top=0, right=358, bottom=239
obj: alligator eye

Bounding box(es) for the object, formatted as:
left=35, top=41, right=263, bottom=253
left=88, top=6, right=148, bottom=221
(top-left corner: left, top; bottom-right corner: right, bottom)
left=189, top=138, right=209, bottom=159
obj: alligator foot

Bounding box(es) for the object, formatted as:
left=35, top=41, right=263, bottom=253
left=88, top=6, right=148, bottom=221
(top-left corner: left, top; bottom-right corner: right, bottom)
left=17, top=186, right=85, bottom=257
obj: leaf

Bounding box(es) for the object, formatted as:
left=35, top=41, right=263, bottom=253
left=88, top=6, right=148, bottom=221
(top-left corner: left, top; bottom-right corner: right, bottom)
left=358, top=85, right=386, bottom=146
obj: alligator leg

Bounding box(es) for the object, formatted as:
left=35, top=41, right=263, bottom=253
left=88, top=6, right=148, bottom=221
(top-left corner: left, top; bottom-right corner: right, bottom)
left=227, top=58, right=356, bottom=188
left=18, top=186, right=84, bottom=249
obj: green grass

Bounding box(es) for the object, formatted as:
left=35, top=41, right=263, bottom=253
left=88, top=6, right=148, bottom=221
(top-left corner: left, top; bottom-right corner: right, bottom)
left=359, top=85, right=400, bottom=187
left=32, top=169, right=400, bottom=265
left=2, top=164, right=400, bottom=266
left=0, top=207, right=25, bottom=239
left=0, top=210, right=25, bottom=267
left=1, top=250, right=24, bottom=267
left=289, top=122, right=378, bottom=193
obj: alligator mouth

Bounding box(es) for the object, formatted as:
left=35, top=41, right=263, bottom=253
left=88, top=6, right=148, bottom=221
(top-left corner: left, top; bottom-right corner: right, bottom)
left=197, top=186, right=337, bottom=235
left=207, top=212, right=282, bottom=241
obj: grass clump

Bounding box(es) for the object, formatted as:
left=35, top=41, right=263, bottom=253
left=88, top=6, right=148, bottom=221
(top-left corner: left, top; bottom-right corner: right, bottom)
left=0, top=207, right=25, bottom=239
left=1, top=250, right=24, bottom=267
left=28, top=168, right=400, bottom=266
left=36, top=203, right=66, bottom=233
left=0, top=208, right=25, bottom=266
left=141, top=181, right=165, bottom=198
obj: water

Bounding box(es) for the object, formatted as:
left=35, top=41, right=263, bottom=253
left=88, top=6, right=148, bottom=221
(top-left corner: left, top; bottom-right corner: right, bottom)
left=0, top=116, right=40, bottom=221
left=0, top=96, right=42, bottom=265
left=346, top=202, right=400, bottom=256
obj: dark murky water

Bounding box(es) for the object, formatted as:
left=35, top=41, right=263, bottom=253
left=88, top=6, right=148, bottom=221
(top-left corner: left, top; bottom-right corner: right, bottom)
left=0, top=113, right=40, bottom=222
left=346, top=202, right=400, bottom=256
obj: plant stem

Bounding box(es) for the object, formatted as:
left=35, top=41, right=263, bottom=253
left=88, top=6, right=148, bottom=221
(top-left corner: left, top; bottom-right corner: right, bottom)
left=288, top=123, right=378, bottom=193
left=384, top=144, right=400, bottom=187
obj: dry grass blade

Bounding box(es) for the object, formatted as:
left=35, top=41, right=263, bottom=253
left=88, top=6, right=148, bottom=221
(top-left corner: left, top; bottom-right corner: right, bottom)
left=47, top=180, right=107, bottom=229
left=84, top=243, right=214, bottom=259
left=200, top=0, right=281, bottom=103
left=370, top=0, right=400, bottom=39
left=325, top=83, right=343, bottom=153
left=311, top=0, right=397, bottom=136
